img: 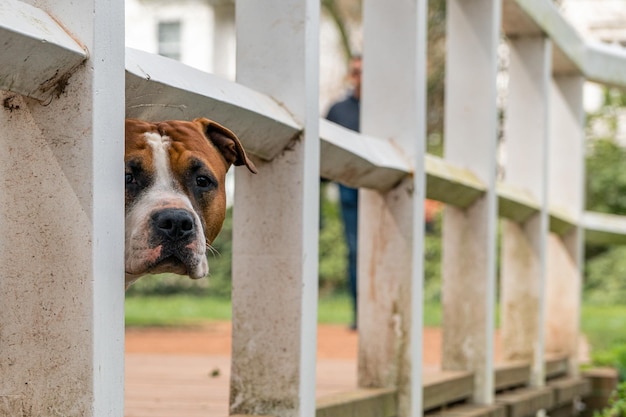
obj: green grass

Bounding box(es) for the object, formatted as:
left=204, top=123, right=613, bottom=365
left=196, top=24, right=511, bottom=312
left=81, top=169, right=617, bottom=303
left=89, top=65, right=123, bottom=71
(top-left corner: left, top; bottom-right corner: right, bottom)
left=581, top=304, right=626, bottom=365
left=125, top=295, right=626, bottom=368
left=125, top=293, right=443, bottom=327
left=125, top=295, right=233, bottom=327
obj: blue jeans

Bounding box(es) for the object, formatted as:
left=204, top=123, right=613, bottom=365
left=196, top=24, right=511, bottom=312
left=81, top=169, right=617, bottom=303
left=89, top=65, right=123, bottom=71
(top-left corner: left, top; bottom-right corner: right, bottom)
left=339, top=185, right=358, bottom=326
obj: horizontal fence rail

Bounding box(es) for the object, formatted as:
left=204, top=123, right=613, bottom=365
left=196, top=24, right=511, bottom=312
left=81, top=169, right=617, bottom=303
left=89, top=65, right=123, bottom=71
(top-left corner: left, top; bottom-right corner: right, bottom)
left=2, top=0, right=626, bottom=416
left=0, top=0, right=87, bottom=101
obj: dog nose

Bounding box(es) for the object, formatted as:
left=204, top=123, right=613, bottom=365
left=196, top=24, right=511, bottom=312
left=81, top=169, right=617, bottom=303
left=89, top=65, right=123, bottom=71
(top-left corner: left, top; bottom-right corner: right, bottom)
left=152, top=209, right=196, bottom=241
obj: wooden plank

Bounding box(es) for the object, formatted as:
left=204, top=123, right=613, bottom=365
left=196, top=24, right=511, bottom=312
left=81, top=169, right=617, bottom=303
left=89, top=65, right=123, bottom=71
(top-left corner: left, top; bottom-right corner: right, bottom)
left=427, top=404, right=506, bottom=417
left=549, top=206, right=577, bottom=235
left=125, top=47, right=300, bottom=162
left=502, top=0, right=541, bottom=36
left=496, top=386, right=554, bottom=417
left=548, top=377, right=591, bottom=406
left=319, top=119, right=410, bottom=191
left=495, top=362, right=531, bottom=392
left=497, top=182, right=539, bottom=223
left=545, top=355, right=569, bottom=379
left=584, top=211, right=626, bottom=245
left=316, top=388, right=397, bottom=417
left=0, top=0, right=87, bottom=101
left=426, top=155, right=486, bottom=208
left=423, top=371, right=474, bottom=412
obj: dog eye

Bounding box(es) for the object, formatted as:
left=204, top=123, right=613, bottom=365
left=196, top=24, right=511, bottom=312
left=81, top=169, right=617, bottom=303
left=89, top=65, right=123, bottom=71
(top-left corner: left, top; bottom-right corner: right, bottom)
left=126, top=173, right=136, bottom=184
left=196, top=175, right=212, bottom=188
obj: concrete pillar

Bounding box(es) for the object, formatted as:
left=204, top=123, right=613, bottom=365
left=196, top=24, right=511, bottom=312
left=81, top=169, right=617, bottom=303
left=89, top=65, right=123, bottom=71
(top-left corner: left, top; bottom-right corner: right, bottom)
left=0, top=1, right=125, bottom=416
left=546, top=76, right=585, bottom=376
left=230, top=1, right=320, bottom=416
left=358, top=1, right=428, bottom=416
left=442, top=0, right=501, bottom=404
left=500, top=36, right=551, bottom=388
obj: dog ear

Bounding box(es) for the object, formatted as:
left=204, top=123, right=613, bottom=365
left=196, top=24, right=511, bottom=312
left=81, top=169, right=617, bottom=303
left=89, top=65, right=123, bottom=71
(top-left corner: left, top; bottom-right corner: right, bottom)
left=194, top=118, right=258, bottom=174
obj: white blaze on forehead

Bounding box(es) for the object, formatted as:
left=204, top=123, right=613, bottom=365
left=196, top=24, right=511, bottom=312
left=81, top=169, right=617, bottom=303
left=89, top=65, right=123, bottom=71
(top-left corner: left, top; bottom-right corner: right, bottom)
left=144, top=132, right=174, bottom=189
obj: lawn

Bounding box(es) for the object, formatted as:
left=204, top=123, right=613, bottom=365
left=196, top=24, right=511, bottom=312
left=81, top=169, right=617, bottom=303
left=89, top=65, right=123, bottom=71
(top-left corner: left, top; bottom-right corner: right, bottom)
left=581, top=304, right=626, bottom=368
left=125, top=294, right=626, bottom=367
left=125, top=293, right=442, bottom=327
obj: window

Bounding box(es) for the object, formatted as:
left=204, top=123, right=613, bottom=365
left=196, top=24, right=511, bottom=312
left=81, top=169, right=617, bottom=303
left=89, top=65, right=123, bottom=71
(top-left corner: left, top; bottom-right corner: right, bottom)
left=158, top=21, right=181, bottom=61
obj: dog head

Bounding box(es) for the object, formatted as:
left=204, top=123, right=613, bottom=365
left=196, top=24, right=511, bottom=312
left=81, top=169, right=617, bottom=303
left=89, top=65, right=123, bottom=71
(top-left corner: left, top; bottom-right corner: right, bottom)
left=124, top=118, right=256, bottom=287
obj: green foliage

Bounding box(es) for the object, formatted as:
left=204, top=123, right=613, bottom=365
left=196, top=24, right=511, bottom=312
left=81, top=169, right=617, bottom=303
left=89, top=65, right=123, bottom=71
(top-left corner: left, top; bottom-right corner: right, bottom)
left=586, top=138, right=626, bottom=215
left=582, top=304, right=626, bottom=376
left=584, top=87, right=626, bottom=307
left=318, top=182, right=349, bottom=294
left=426, top=0, right=446, bottom=157
left=585, top=247, right=626, bottom=305
left=594, top=382, right=626, bottom=417
left=424, top=211, right=443, bottom=303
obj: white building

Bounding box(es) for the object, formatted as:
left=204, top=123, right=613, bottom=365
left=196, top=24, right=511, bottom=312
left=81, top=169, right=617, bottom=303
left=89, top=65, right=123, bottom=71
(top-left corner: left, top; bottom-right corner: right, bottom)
left=125, top=0, right=236, bottom=79
left=125, top=0, right=356, bottom=113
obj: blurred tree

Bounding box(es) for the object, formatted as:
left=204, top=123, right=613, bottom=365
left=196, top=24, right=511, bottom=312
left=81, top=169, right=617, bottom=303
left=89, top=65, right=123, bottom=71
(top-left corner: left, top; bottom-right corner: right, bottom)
left=585, top=87, right=626, bottom=303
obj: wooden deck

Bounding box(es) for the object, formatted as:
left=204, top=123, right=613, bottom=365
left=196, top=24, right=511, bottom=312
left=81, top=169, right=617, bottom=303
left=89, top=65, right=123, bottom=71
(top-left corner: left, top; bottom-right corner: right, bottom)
left=125, top=353, right=361, bottom=417
left=123, top=324, right=447, bottom=417
left=125, top=353, right=449, bottom=417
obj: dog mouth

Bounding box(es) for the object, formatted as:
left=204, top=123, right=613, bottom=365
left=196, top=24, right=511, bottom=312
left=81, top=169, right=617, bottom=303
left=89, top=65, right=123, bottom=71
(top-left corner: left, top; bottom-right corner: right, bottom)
left=125, top=242, right=208, bottom=280
left=153, top=244, right=207, bottom=279
left=125, top=206, right=209, bottom=283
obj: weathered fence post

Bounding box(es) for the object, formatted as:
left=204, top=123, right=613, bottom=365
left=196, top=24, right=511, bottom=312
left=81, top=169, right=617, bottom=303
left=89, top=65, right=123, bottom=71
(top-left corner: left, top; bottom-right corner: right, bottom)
left=358, top=0, right=427, bottom=416
left=546, top=75, right=585, bottom=376
left=500, top=35, right=552, bottom=387
left=230, top=0, right=320, bottom=416
left=0, top=0, right=125, bottom=416
left=442, top=0, right=501, bottom=404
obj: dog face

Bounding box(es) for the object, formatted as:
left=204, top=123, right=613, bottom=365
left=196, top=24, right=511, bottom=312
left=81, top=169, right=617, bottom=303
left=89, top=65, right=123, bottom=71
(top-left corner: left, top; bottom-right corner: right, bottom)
left=124, top=118, right=256, bottom=287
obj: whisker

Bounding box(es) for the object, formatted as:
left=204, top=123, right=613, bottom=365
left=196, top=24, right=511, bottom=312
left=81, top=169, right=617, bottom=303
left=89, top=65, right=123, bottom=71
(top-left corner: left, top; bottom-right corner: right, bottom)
left=206, top=243, right=221, bottom=258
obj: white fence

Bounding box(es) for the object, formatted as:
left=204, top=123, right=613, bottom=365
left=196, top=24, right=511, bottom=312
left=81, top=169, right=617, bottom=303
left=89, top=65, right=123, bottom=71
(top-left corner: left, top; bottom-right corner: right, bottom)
left=2, top=0, right=626, bottom=416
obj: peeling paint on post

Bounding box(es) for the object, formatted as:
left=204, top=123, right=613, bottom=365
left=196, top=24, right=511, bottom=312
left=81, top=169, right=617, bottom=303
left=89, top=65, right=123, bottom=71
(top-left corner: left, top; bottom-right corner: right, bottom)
left=358, top=1, right=427, bottom=416
left=442, top=0, right=501, bottom=405
left=500, top=35, right=551, bottom=388
left=230, top=1, right=320, bottom=416
left=0, top=1, right=125, bottom=416
left=546, top=75, right=585, bottom=377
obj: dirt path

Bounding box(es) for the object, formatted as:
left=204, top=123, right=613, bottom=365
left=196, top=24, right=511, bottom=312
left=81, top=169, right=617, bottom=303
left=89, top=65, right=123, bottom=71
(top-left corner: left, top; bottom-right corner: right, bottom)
left=125, top=322, right=446, bottom=364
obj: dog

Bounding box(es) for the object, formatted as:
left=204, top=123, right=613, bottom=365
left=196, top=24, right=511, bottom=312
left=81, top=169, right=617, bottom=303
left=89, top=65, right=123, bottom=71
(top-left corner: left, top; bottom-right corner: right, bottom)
left=124, top=118, right=257, bottom=288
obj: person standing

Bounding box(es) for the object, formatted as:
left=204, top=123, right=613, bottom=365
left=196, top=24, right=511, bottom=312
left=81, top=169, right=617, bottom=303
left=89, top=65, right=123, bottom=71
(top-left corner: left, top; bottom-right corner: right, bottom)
left=325, top=55, right=362, bottom=330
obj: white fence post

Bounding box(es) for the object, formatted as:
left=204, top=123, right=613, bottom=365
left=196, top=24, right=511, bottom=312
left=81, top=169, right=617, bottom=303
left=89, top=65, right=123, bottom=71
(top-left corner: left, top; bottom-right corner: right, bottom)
left=500, top=36, right=552, bottom=388
left=0, top=0, right=125, bottom=416
left=230, top=0, right=320, bottom=416
left=358, top=0, right=427, bottom=416
left=442, top=0, right=501, bottom=404
left=546, top=75, right=585, bottom=377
